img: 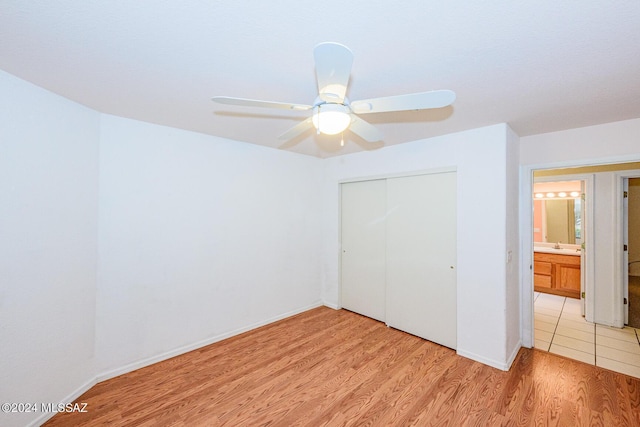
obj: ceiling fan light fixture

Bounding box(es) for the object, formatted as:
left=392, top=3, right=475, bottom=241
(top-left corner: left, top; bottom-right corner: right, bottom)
left=212, top=43, right=455, bottom=145
left=312, top=104, right=351, bottom=135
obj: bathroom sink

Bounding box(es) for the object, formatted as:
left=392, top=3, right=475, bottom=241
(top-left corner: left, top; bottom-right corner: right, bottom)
left=534, top=246, right=581, bottom=256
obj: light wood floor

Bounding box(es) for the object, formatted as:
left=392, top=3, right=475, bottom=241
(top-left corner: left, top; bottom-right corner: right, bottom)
left=44, top=307, right=640, bottom=426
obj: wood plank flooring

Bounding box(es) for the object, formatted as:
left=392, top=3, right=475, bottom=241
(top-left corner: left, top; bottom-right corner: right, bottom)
left=44, top=307, right=640, bottom=426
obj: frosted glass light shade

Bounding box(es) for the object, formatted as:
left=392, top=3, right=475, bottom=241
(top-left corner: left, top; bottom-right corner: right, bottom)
left=312, top=104, right=351, bottom=135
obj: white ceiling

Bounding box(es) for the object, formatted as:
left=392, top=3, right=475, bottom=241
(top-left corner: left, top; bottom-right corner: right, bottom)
left=1, top=1, right=639, bottom=158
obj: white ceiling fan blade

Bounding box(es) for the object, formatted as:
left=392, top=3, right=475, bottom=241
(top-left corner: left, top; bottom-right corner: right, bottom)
left=212, top=96, right=312, bottom=111
left=351, top=90, right=456, bottom=114
left=348, top=115, right=383, bottom=142
left=314, top=42, right=353, bottom=103
left=277, top=117, right=314, bottom=140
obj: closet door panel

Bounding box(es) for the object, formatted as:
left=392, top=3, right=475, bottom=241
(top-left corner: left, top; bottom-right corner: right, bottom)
left=340, top=179, right=387, bottom=322
left=385, top=172, right=457, bottom=349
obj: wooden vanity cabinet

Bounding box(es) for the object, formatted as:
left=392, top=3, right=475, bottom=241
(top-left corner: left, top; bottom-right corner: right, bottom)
left=534, top=252, right=581, bottom=299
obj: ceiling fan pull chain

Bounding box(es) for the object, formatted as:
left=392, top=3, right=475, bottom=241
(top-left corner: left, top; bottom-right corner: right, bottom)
left=340, top=132, right=344, bottom=147
left=316, top=104, right=321, bottom=135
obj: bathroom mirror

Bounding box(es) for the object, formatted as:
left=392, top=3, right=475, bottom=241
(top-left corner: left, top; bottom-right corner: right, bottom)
left=533, top=180, right=582, bottom=244
left=544, top=199, right=581, bottom=244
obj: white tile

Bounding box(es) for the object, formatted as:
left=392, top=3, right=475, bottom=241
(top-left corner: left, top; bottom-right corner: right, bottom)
left=554, top=325, right=595, bottom=343
left=560, top=311, right=586, bottom=323
left=552, top=335, right=595, bottom=354
left=536, top=293, right=564, bottom=303
left=550, top=344, right=595, bottom=365
left=535, top=339, right=551, bottom=352
left=536, top=292, right=565, bottom=304
left=596, top=345, right=640, bottom=367
left=535, top=329, right=554, bottom=343
left=557, top=317, right=595, bottom=334
left=596, top=335, right=640, bottom=354
left=535, top=320, right=557, bottom=333
left=597, top=356, right=640, bottom=379
left=535, top=295, right=565, bottom=311
left=596, top=325, right=638, bottom=343
left=562, top=298, right=583, bottom=315
left=535, top=312, right=560, bottom=325
left=535, top=306, right=561, bottom=318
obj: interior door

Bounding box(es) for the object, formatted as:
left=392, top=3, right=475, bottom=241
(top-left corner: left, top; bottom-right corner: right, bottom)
left=340, top=179, right=387, bottom=322
left=624, top=178, right=629, bottom=325
left=580, top=181, right=586, bottom=317
left=385, top=172, right=457, bottom=349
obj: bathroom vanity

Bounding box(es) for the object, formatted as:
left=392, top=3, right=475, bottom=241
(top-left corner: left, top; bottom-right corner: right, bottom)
left=534, top=249, right=581, bottom=299
left=532, top=179, right=583, bottom=299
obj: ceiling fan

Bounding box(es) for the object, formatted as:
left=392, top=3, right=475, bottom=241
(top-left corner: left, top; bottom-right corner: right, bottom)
left=212, top=42, right=455, bottom=144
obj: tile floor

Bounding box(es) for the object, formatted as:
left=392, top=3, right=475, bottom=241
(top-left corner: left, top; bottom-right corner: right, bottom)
left=534, top=292, right=640, bottom=378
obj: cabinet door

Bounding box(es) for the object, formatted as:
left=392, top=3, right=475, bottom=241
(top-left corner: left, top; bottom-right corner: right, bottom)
left=385, top=172, right=457, bottom=349
left=533, top=260, right=553, bottom=291
left=340, top=179, right=387, bottom=322
left=534, top=274, right=552, bottom=289
left=557, top=264, right=581, bottom=294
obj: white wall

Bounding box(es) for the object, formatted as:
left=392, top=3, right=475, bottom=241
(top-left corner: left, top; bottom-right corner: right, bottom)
left=520, top=119, right=640, bottom=340
left=321, top=124, right=516, bottom=370
left=0, top=70, right=99, bottom=427
left=1, top=70, right=324, bottom=426
left=96, top=115, right=324, bottom=376
left=520, top=118, right=640, bottom=166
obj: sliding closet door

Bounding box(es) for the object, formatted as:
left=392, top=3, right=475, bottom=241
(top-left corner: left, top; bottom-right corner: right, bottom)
left=386, top=172, right=457, bottom=349
left=341, top=179, right=386, bottom=322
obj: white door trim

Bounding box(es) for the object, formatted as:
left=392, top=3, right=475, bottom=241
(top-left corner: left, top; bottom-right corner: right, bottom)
left=520, top=155, right=640, bottom=348
left=614, top=170, right=640, bottom=326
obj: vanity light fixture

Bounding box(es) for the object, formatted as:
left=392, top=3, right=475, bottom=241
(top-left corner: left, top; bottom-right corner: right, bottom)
left=533, top=190, right=582, bottom=200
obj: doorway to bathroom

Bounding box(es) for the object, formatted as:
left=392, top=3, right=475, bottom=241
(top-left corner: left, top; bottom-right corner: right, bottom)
left=529, top=162, right=640, bottom=378
left=532, top=179, right=584, bottom=295
left=532, top=175, right=588, bottom=315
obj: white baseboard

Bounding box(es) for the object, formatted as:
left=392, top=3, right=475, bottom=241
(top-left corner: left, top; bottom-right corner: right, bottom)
left=323, top=301, right=340, bottom=310
left=457, top=345, right=521, bottom=372
left=505, top=342, right=522, bottom=370
left=96, top=300, right=323, bottom=382
left=27, top=377, right=97, bottom=427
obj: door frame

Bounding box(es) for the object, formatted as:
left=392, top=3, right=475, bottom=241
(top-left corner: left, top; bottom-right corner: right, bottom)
left=615, top=170, right=640, bottom=325
left=532, top=174, right=593, bottom=318
left=520, top=157, right=640, bottom=348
